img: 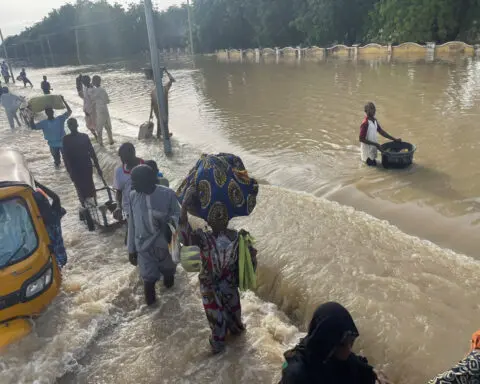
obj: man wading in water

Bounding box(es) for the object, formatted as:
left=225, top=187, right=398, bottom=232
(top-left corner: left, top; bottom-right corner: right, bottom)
left=127, top=164, right=180, bottom=305
left=62, top=118, right=103, bottom=206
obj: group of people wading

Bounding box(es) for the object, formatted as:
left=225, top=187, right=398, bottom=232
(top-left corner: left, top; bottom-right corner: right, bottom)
left=2, top=67, right=478, bottom=384
left=76, top=74, right=114, bottom=146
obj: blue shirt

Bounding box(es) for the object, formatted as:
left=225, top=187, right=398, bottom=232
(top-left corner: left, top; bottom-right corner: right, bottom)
left=34, top=112, right=69, bottom=148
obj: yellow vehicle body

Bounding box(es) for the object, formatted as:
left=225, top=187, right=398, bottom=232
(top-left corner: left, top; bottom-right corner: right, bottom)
left=0, top=150, right=62, bottom=350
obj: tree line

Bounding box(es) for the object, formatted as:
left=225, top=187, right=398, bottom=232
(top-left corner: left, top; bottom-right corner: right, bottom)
left=4, top=0, right=480, bottom=65
left=193, top=0, right=480, bottom=51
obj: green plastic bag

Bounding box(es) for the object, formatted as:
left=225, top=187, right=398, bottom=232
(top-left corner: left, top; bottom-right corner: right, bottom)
left=238, top=232, right=256, bottom=291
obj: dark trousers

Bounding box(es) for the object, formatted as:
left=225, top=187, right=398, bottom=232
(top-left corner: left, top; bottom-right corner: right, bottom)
left=22, top=77, right=33, bottom=87
left=50, top=147, right=64, bottom=167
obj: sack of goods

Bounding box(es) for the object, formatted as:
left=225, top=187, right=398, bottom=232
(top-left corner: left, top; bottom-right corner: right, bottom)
left=177, top=153, right=259, bottom=227
left=28, top=95, right=65, bottom=114
left=138, top=121, right=154, bottom=140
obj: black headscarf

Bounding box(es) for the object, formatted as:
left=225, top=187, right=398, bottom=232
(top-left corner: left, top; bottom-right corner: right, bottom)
left=281, top=302, right=376, bottom=384
left=131, top=165, right=157, bottom=195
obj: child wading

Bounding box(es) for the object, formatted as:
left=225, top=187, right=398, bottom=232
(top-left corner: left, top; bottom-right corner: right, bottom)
left=359, top=102, right=401, bottom=166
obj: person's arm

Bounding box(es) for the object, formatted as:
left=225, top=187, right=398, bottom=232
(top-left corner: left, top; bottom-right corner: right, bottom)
left=102, top=88, right=110, bottom=104
left=35, top=180, right=62, bottom=213
left=164, top=69, right=175, bottom=93
left=359, top=120, right=381, bottom=149
left=62, top=139, right=72, bottom=175
left=169, top=191, right=181, bottom=226
left=61, top=96, right=72, bottom=117
left=127, top=205, right=135, bottom=253
left=127, top=203, right=137, bottom=266
left=31, top=119, right=44, bottom=131
left=113, top=167, right=125, bottom=218
left=377, top=121, right=400, bottom=142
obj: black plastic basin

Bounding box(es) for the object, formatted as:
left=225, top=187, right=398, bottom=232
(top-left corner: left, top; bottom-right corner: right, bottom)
left=380, top=141, right=416, bottom=169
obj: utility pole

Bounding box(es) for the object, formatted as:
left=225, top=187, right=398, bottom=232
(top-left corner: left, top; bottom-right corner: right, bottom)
left=46, top=36, right=55, bottom=67
left=24, top=42, right=30, bottom=65
left=186, top=0, right=195, bottom=56
left=144, top=0, right=172, bottom=155
left=0, top=29, right=15, bottom=83
left=40, top=37, right=48, bottom=67
left=75, top=28, right=82, bottom=65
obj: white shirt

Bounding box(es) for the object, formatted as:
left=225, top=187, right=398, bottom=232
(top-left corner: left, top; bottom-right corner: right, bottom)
left=114, top=165, right=132, bottom=215
left=91, top=87, right=110, bottom=113
left=360, top=119, right=379, bottom=161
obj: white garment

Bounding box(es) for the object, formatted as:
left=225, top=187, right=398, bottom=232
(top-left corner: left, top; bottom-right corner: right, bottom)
left=113, top=165, right=132, bottom=215
left=91, top=87, right=110, bottom=113
left=82, top=85, right=94, bottom=115
left=360, top=119, right=379, bottom=161
left=1, top=93, right=21, bottom=112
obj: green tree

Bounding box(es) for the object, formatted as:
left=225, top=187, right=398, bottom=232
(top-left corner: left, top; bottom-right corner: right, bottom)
left=367, top=0, right=478, bottom=43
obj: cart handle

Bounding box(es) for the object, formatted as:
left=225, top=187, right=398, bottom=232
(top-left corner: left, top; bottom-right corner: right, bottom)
left=99, top=175, right=114, bottom=202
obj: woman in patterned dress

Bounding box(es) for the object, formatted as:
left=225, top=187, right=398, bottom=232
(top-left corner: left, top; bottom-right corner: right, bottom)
left=428, top=330, right=480, bottom=384
left=179, top=186, right=257, bottom=354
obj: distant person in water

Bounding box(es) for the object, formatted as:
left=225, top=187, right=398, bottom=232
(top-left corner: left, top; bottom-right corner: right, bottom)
left=77, top=75, right=97, bottom=140
left=91, top=75, right=114, bottom=146
left=41, top=76, right=52, bottom=95
left=0, top=87, right=22, bottom=130
left=63, top=118, right=103, bottom=206
left=359, top=102, right=401, bottom=166
left=280, top=302, right=391, bottom=384
left=1, top=61, right=10, bottom=84
left=19, top=68, right=33, bottom=88
left=150, top=68, right=176, bottom=138
left=32, top=96, right=72, bottom=168
left=428, top=330, right=480, bottom=384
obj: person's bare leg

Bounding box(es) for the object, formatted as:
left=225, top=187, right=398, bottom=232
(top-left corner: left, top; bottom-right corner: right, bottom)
left=105, top=114, right=114, bottom=145
left=14, top=112, right=21, bottom=127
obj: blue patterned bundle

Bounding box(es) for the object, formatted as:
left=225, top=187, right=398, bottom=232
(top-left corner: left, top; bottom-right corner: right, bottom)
left=177, top=153, right=258, bottom=227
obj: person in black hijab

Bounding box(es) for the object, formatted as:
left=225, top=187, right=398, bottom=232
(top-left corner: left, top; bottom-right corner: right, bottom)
left=281, top=302, right=379, bottom=384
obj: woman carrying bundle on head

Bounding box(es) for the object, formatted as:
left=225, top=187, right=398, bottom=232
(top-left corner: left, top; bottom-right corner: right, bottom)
left=177, top=153, right=259, bottom=354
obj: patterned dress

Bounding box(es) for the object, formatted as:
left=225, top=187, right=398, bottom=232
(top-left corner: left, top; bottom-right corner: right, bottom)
left=180, top=223, right=257, bottom=353
left=428, top=351, right=480, bottom=384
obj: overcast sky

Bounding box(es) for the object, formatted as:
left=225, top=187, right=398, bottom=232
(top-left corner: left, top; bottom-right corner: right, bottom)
left=0, top=0, right=183, bottom=38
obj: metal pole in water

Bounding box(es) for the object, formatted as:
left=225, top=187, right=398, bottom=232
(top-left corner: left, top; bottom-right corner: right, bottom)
left=0, top=28, right=16, bottom=83
left=186, top=0, right=195, bottom=56
left=144, top=0, right=172, bottom=155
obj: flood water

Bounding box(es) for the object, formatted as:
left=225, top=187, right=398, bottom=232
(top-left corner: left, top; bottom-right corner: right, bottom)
left=1, top=55, right=480, bottom=384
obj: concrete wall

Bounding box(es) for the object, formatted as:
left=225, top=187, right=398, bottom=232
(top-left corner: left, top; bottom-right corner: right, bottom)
left=216, top=41, right=480, bottom=62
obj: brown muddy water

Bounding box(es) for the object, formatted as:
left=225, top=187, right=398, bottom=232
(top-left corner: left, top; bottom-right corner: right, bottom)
left=0, top=55, right=479, bottom=384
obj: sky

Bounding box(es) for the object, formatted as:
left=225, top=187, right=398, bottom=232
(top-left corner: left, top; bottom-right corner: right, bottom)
left=0, top=0, right=183, bottom=38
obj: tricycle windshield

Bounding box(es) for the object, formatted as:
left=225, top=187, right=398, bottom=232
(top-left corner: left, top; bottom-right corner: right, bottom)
left=0, top=197, right=38, bottom=268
